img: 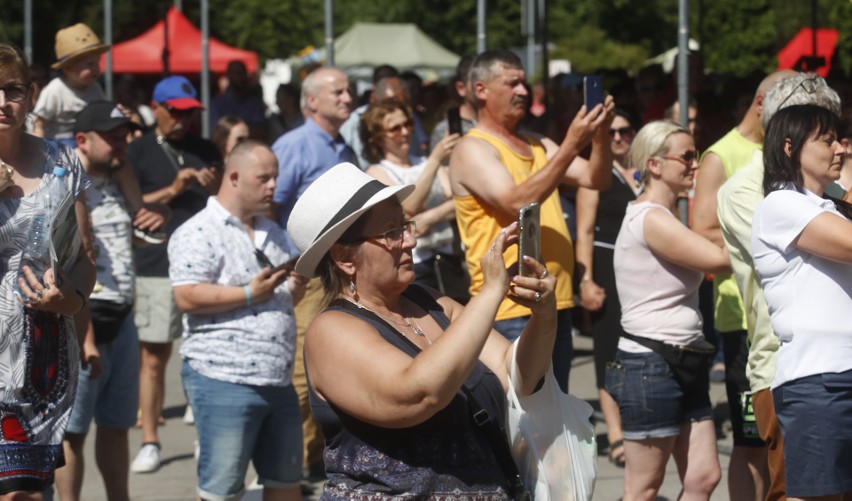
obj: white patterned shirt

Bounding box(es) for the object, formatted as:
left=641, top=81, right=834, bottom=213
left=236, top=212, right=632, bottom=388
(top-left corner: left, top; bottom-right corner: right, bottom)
left=86, top=176, right=134, bottom=304
left=168, top=197, right=299, bottom=386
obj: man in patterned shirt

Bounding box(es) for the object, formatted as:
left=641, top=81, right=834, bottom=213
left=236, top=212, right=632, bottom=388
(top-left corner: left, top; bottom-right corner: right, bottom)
left=168, top=140, right=307, bottom=501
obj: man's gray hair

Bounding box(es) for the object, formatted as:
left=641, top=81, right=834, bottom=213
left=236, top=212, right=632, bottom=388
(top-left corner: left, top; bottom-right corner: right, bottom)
left=467, top=49, right=523, bottom=110
left=762, top=73, right=841, bottom=129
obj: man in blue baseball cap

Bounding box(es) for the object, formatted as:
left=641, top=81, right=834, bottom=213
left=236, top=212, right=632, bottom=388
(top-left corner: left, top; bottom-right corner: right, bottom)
left=126, top=75, right=221, bottom=474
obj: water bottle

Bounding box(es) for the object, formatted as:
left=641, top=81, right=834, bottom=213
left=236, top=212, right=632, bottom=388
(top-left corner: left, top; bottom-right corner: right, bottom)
left=15, top=166, right=69, bottom=298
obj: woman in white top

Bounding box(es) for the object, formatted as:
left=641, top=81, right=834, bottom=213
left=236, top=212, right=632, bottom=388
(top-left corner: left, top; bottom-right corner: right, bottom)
left=752, top=104, right=852, bottom=499
left=608, top=120, right=730, bottom=500
left=360, top=99, right=464, bottom=300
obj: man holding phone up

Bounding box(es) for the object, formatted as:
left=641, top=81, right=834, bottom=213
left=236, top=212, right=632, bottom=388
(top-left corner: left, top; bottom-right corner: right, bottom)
left=449, top=49, right=614, bottom=392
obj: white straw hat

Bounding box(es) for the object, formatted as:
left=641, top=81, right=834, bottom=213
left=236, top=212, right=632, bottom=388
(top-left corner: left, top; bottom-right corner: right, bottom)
left=287, top=162, right=414, bottom=277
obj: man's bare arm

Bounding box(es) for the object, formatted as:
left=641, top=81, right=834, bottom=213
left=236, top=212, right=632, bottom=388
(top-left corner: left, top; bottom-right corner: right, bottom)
left=692, top=152, right=728, bottom=247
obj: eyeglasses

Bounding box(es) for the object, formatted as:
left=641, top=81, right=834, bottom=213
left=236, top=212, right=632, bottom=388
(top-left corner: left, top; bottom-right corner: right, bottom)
left=776, top=76, right=820, bottom=111
left=385, top=120, right=412, bottom=135
left=659, top=150, right=700, bottom=167
left=609, top=126, right=634, bottom=139
left=0, top=83, right=29, bottom=103
left=354, top=220, right=416, bottom=249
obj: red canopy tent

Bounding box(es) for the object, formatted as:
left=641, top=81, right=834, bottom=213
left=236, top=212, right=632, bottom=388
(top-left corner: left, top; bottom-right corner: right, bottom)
left=101, top=7, right=258, bottom=74
left=777, top=27, right=838, bottom=77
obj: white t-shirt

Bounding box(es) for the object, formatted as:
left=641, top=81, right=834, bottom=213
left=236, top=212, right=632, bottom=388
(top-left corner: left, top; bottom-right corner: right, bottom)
left=33, top=77, right=105, bottom=140
left=614, top=201, right=704, bottom=352
left=86, top=175, right=134, bottom=304
left=752, top=188, right=852, bottom=388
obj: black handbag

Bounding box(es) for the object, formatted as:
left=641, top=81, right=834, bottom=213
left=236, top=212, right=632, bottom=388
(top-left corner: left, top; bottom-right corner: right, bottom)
left=622, top=333, right=714, bottom=391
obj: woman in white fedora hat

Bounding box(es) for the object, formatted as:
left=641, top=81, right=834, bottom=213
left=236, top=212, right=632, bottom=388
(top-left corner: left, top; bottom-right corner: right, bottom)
left=288, top=162, right=556, bottom=499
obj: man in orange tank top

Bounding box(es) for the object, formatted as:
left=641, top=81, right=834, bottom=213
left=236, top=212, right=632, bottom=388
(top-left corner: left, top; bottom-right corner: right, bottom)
left=449, top=49, right=615, bottom=391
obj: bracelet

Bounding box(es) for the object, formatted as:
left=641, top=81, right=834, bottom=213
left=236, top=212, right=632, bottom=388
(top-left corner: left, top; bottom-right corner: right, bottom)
left=243, top=285, right=252, bottom=306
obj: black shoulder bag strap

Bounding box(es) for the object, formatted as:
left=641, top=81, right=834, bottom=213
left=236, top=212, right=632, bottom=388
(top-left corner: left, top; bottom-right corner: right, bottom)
left=334, top=287, right=529, bottom=500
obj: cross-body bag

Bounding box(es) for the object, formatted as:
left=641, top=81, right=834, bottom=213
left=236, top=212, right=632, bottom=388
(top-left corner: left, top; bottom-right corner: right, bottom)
left=621, top=332, right=715, bottom=390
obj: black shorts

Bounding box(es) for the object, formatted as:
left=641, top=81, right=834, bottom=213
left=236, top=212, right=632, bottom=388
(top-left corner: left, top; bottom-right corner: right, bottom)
left=722, top=330, right=765, bottom=447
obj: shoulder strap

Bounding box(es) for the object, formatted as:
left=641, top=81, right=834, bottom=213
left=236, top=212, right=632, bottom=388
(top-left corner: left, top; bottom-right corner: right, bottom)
left=332, top=289, right=528, bottom=499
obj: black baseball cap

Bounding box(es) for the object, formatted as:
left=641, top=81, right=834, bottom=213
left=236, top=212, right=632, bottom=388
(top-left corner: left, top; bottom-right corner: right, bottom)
left=73, top=100, right=141, bottom=134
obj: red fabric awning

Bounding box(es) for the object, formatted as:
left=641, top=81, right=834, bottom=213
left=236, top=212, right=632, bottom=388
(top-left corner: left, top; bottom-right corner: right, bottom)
left=101, top=7, right=258, bottom=74
left=777, top=27, right=838, bottom=77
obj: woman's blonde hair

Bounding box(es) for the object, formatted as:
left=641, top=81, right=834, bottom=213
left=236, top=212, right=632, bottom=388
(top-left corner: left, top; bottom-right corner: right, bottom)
left=628, top=120, right=691, bottom=185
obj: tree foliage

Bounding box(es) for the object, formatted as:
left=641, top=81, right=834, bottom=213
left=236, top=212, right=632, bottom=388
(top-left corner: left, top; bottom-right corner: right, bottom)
left=1, top=0, right=851, bottom=79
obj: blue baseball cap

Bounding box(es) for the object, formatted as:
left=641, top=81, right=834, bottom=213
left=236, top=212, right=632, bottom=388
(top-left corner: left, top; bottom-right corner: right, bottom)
left=153, top=75, right=203, bottom=110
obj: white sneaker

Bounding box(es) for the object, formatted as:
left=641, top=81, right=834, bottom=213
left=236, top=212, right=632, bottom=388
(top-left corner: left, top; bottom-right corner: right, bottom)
left=183, top=405, right=194, bottom=425
left=131, top=443, right=161, bottom=473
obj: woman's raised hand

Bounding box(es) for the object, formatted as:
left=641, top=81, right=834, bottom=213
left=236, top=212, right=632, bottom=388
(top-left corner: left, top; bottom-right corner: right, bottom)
left=429, top=132, right=461, bottom=164
left=510, top=253, right=556, bottom=312
left=480, top=222, right=518, bottom=295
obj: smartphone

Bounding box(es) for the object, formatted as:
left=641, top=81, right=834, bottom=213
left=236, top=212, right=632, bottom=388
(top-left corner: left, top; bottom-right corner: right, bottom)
left=517, top=202, right=541, bottom=277
left=583, top=75, right=604, bottom=109
left=270, top=257, right=298, bottom=275
left=447, top=107, right=463, bottom=135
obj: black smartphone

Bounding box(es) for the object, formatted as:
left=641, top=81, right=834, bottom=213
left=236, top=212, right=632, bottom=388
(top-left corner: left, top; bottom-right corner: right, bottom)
left=270, top=257, right=298, bottom=275
left=583, top=75, right=604, bottom=109
left=517, top=202, right=541, bottom=277
left=447, top=107, right=463, bottom=135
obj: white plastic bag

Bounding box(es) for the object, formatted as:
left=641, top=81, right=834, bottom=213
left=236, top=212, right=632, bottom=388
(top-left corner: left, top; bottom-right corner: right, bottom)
left=506, top=343, right=597, bottom=500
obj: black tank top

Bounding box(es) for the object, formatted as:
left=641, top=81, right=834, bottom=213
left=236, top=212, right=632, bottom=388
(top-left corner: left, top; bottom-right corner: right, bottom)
left=308, top=285, right=509, bottom=500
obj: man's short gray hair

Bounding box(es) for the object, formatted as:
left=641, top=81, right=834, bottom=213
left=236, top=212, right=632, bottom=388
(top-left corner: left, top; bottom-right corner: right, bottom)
left=300, top=66, right=345, bottom=111
left=467, top=49, right=523, bottom=110
left=762, top=73, right=841, bottom=129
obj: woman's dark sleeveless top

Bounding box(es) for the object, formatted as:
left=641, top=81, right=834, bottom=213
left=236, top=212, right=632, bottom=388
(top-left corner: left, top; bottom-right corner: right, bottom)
left=308, top=285, right=509, bottom=500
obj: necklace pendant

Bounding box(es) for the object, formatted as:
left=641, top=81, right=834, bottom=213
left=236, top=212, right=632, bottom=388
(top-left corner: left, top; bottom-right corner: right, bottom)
left=412, top=326, right=425, bottom=336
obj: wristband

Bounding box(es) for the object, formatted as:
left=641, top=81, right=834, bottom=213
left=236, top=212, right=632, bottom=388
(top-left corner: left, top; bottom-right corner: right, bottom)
left=243, top=285, right=252, bottom=306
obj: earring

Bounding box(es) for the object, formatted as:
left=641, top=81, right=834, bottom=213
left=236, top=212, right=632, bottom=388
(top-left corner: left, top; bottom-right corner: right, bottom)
left=348, top=278, right=356, bottom=294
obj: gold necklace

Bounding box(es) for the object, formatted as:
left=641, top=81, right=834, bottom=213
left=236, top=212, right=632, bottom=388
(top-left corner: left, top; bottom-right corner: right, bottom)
left=340, top=296, right=431, bottom=344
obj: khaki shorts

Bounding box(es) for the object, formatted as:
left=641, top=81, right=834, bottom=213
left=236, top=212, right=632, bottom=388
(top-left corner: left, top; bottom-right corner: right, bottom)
left=134, top=276, right=182, bottom=343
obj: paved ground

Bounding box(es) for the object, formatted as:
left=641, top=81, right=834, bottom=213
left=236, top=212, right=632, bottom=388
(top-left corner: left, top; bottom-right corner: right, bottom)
left=67, top=333, right=734, bottom=500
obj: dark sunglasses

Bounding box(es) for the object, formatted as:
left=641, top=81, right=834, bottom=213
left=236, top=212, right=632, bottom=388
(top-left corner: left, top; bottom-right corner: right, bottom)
left=660, top=150, right=700, bottom=167
left=0, top=83, right=30, bottom=103
left=608, top=126, right=635, bottom=139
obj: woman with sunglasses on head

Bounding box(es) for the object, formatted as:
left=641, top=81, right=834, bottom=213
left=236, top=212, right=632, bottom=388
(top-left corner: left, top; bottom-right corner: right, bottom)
left=287, top=162, right=557, bottom=499
left=360, top=99, right=467, bottom=301
left=0, top=43, right=95, bottom=499
left=607, top=120, right=731, bottom=500
left=575, top=107, right=642, bottom=469
left=752, top=104, right=852, bottom=500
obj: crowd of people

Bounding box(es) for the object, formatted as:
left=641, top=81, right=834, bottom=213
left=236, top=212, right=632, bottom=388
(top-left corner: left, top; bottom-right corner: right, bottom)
left=0, top=17, right=851, bottom=501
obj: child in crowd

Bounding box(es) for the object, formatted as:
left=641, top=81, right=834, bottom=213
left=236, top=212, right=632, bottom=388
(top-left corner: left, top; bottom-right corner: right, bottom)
left=32, top=23, right=109, bottom=146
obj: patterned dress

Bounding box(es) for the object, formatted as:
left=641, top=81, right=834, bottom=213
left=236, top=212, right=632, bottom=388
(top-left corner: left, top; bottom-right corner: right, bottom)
left=0, top=139, right=85, bottom=491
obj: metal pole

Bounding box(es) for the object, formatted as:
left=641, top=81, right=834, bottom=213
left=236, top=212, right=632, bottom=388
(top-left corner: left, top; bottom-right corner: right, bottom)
left=201, top=0, right=210, bottom=138
left=525, top=0, right=536, bottom=78
left=539, top=0, right=548, bottom=111
left=325, top=0, right=334, bottom=66
left=24, top=0, right=32, bottom=64
left=477, top=0, right=486, bottom=53
left=104, top=0, right=113, bottom=100
left=174, top=0, right=182, bottom=10
left=677, top=0, right=690, bottom=225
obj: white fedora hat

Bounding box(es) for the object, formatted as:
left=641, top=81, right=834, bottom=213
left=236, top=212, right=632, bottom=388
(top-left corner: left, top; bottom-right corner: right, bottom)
left=287, top=162, right=414, bottom=277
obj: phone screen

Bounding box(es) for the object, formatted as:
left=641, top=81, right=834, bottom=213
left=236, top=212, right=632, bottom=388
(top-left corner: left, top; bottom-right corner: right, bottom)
left=447, top=107, right=463, bottom=135
left=517, top=203, right=541, bottom=277
left=583, top=76, right=604, bottom=109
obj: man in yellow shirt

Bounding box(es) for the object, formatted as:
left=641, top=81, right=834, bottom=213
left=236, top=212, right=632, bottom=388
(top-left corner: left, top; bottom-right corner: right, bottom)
left=449, top=49, right=614, bottom=391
